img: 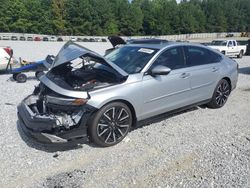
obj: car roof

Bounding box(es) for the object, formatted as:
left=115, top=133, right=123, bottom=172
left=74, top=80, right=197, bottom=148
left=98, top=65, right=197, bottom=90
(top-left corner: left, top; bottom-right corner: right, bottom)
left=127, top=38, right=168, bottom=44
left=125, top=42, right=203, bottom=50
left=124, top=42, right=223, bottom=57
left=125, top=42, right=174, bottom=49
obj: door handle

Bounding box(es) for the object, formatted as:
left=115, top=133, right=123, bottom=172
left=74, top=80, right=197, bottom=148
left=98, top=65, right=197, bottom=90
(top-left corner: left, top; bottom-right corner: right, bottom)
left=212, top=67, right=219, bottom=72
left=180, top=73, right=190, bottom=78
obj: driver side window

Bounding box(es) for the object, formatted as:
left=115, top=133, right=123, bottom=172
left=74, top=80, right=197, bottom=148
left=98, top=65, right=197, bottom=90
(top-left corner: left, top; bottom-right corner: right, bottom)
left=152, top=47, right=185, bottom=70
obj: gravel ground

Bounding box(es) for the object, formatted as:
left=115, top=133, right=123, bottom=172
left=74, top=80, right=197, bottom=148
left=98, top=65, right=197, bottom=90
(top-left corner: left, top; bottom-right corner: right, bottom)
left=0, top=42, right=249, bottom=188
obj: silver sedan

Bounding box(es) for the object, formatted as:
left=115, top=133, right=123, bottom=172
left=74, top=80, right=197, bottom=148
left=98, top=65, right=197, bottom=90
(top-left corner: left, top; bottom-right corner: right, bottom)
left=18, top=41, right=238, bottom=147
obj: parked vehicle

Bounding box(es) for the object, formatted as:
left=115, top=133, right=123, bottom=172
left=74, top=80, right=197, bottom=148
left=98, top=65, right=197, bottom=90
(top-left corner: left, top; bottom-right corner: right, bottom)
left=57, top=37, right=63, bottom=42
left=95, top=38, right=102, bottom=42
left=70, top=37, right=77, bottom=42
left=241, top=32, right=250, bottom=37
left=27, top=37, right=33, bottom=41
left=34, top=36, right=41, bottom=41
left=101, top=38, right=107, bottom=42
left=4, top=52, right=53, bottom=83
left=82, top=38, right=89, bottom=42
left=77, top=38, right=82, bottom=42
left=208, top=40, right=246, bottom=58
left=226, top=33, right=234, bottom=37
left=50, top=36, right=57, bottom=42
left=2, top=36, right=10, bottom=40
left=43, top=37, right=49, bottom=41
left=19, top=36, right=26, bottom=41
left=18, top=41, right=238, bottom=147
left=10, top=57, right=52, bottom=83
left=11, top=36, right=18, bottom=40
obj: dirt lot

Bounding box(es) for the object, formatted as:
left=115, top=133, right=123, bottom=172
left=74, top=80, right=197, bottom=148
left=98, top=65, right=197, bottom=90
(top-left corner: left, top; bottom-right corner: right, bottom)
left=0, top=42, right=249, bottom=188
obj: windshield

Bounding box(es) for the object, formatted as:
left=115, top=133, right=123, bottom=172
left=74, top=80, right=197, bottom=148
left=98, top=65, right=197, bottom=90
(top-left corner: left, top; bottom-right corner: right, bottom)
left=105, top=46, right=158, bottom=74
left=211, top=41, right=227, bottom=46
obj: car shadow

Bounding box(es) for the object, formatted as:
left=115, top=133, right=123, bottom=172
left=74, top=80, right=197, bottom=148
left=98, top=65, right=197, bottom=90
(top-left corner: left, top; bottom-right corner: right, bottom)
left=239, top=67, right=250, bottom=75
left=17, top=106, right=200, bottom=152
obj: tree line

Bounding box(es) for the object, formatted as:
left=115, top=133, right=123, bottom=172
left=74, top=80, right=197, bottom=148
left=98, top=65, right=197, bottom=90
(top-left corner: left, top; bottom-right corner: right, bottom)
left=0, top=0, right=249, bottom=36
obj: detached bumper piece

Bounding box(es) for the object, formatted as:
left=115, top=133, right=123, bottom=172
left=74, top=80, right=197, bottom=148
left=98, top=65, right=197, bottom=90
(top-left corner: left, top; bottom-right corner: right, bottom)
left=17, top=95, right=96, bottom=144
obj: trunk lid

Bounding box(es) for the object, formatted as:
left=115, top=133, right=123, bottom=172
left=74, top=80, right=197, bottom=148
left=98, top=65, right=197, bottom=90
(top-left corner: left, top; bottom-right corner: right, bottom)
left=108, top=36, right=126, bottom=48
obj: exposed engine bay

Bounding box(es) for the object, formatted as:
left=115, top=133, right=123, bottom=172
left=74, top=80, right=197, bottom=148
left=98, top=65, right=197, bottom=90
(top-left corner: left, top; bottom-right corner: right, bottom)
left=46, top=55, right=124, bottom=92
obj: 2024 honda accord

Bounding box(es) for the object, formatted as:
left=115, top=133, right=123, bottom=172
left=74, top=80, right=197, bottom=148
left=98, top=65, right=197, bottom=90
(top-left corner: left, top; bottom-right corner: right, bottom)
left=18, top=41, right=238, bottom=147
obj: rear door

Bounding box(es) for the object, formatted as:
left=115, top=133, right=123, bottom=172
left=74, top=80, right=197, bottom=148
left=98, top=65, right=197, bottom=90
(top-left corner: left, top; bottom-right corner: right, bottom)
left=184, top=46, right=222, bottom=103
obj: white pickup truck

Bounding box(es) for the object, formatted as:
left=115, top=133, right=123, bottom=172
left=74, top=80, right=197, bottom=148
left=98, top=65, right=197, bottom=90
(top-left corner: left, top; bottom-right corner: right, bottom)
left=208, top=40, right=246, bottom=58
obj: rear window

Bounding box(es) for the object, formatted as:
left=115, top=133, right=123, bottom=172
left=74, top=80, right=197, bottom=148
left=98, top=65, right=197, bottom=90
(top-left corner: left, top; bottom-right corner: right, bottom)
left=185, top=46, right=222, bottom=66
left=211, top=41, right=227, bottom=46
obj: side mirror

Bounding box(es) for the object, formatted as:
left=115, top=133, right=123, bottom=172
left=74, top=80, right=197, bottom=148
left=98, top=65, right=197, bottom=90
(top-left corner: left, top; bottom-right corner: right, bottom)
left=149, top=65, right=171, bottom=77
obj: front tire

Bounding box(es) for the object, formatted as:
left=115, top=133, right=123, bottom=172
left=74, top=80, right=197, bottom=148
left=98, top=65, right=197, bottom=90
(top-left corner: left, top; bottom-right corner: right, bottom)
left=89, top=102, right=132, bottom=147
left=16, top=73, right=27, bottom=83
left=207, top=79, right=231, bottom=109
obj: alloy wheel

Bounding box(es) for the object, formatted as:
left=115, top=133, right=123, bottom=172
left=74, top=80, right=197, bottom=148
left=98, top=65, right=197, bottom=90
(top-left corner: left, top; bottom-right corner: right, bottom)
left=215, top=80, right=230, bottom=107
left=97, top=106, right=130, bottom=144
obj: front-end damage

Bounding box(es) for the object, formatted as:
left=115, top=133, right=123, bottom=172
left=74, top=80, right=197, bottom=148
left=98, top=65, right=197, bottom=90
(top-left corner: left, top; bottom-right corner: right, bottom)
left=18, top=91, right=97, bottom=143
left=17, top=42, right=128, bottom=144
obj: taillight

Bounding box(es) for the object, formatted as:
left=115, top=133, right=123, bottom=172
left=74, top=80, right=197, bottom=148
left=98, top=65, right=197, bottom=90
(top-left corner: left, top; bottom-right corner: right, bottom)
left=4, top=47, right=12, bottom=56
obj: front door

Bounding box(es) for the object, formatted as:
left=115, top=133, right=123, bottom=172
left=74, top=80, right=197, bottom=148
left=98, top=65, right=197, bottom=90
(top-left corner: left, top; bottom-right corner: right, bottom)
left=140, top=46, right=191, bottom=120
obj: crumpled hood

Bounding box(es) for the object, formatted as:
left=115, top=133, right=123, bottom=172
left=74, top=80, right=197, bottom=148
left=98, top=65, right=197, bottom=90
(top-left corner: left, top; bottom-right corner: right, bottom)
left=51, top=41, right=128, bottom=77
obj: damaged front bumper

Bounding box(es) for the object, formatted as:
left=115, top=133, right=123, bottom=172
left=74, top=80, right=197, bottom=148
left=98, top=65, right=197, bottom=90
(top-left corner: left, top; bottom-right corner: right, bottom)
left=17, top=95, right=96, bottom=144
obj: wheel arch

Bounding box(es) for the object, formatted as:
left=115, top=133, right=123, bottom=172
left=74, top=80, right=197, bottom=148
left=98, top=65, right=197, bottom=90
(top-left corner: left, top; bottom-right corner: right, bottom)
left=222, top=77, right=232, bottom=91
left=100, top=99, right=137, bottom=127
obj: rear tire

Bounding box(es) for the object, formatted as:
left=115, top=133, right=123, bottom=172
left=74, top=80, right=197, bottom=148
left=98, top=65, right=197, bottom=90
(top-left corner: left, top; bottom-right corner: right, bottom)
left=16, top=73, right=27, bottom=83
left=89, top=102, right=132, bottom=147
left=207, top=79, right=231, bottom=109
